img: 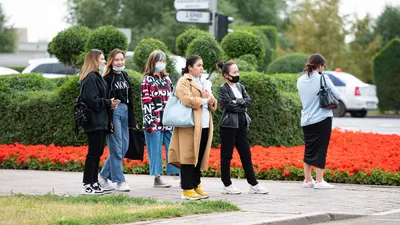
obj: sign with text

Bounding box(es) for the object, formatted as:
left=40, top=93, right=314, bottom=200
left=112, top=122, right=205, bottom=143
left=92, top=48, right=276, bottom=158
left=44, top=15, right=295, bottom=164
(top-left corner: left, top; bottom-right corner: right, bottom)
left=175, top=10, right=211, bottom=24
left=174, top=0, right=210, bottom=10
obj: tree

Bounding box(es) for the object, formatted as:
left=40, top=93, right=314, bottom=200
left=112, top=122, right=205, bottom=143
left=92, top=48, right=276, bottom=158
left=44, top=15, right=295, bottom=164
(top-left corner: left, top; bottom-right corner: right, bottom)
left=0, top=3, right=16, bottom=53
left=85, top=25, right=128, bottom=59
left=285, top=0, right=349, bottom=70
left=50, top=26, right=91, bottom=68
left=348, top=15, right=382, bottom=83
left=374, top=5, right=400, bottom=46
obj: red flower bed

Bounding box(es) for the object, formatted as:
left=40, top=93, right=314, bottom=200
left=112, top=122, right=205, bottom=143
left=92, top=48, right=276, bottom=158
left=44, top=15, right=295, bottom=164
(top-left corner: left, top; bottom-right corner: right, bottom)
left=1, top=130, right=399, bottom=185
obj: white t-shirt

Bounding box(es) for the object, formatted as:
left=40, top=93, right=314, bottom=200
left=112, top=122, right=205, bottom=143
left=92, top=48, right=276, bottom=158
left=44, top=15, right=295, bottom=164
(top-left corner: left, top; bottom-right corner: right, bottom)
left=230, top=84, right=243, bottom=99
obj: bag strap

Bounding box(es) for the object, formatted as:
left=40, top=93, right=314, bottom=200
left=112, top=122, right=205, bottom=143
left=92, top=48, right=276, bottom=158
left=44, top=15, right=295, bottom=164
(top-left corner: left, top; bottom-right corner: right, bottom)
left=320, top=74, right=328, bottom=88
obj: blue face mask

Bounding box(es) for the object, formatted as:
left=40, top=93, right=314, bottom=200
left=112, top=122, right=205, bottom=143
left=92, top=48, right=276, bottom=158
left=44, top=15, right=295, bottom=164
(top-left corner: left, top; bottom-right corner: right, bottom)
left=113, top=65, right=125, bottom=72
left=155, top=63, right=166, bottom=72
left=98, top=65, right=105, bottom=72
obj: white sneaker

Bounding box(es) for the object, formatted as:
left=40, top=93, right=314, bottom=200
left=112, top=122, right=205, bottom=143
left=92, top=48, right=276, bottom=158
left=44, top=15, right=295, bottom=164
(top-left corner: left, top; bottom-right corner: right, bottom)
left=116, top=182, right=130, bottom=192
left=314, top=180, right=335, bottom=189
left=99, top=178, right=115, bottom=191
left=249, top=184, right=269, bottom=194
left=92, top=182, right=111, bottom=194
left=222, top=184, right=241, bottom=195
left=302, top=179, right=315, bottom=188
left=81, top=183, right=104, bottom=195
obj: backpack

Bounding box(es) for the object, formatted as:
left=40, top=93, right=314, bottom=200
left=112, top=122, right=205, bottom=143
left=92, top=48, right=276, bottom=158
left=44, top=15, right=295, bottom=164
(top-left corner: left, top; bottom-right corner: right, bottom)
left=74, top=87, right=91, bottom=136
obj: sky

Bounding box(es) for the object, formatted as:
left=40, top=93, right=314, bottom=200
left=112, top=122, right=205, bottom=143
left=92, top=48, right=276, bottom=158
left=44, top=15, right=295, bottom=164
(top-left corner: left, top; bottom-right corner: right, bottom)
left=1, top=0, right=400, bottom=43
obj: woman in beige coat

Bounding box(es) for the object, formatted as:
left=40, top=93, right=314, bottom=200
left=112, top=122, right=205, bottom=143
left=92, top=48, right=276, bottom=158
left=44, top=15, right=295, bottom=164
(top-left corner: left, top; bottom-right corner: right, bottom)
left=168, top=55, right=217, bottom=200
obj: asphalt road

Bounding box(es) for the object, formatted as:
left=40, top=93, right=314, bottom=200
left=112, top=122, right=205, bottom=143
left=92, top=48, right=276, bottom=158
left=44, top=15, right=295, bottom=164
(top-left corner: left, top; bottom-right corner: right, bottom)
left=333, top=117, right=400, bottom=135
left=314, top=211, right=400, bottom=225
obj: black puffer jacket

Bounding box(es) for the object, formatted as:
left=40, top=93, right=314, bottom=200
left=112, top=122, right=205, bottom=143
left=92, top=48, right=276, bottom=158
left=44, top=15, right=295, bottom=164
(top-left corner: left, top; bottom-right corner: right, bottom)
left=218, top=82, right=252, bottom=129
left=80, top=71, right=111, bottom=133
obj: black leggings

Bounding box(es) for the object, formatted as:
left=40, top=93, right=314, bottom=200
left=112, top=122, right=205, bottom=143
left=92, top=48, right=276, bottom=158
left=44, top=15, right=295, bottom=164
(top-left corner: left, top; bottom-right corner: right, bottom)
left=83, top=130, right=107, bottom=184
left=180, top=128, right=209, bottom=190
left=220, top=113, right=258, bottom=187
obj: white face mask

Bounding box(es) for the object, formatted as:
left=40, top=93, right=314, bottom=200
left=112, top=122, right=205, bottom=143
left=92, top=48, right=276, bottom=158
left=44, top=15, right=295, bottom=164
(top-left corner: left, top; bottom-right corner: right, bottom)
left=155, top=63, right=166, bottom=72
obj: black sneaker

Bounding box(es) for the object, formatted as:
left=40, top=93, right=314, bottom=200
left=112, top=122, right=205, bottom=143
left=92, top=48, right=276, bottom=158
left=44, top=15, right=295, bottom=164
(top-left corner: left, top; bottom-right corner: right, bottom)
left=81, top=183, right=103, bottom=195
left=92, top=182, right=111, bottom=194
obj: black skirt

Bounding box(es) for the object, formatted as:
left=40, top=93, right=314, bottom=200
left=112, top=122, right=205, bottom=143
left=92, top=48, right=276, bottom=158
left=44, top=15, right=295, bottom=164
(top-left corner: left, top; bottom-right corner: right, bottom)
left=302, top=117, right=332, bottom=169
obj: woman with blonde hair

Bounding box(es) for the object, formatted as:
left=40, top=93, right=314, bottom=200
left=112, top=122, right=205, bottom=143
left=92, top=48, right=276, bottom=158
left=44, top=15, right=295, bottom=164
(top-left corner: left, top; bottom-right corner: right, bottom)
left=141, top=50, right=180, bottom=187
left=98, top=48, right=137, bottom=192
left=79, top=49, right=120, bottom=195
left=168, top=55, right=217, bottom=200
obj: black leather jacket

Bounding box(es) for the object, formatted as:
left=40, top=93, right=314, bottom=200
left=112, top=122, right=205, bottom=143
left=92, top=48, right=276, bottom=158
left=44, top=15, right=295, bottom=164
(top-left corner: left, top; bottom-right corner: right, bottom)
left=218, top=82, right=252, bottom=129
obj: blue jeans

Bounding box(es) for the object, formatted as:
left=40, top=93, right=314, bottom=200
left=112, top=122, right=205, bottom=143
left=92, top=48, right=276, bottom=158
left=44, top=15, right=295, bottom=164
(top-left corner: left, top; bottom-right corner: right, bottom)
left=144, top=130, right=180, bottom=176
left=100, top=103, right=129, bottom=183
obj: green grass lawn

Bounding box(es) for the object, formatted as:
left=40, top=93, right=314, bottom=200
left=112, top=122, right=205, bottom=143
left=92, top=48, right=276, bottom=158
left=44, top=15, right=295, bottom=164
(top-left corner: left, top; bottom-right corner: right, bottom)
left=0, top=194, right=239, bottom=225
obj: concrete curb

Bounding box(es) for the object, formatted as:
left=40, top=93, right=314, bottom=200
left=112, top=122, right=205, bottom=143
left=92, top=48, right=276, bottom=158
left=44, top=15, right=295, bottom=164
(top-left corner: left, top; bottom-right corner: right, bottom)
left=255, top=212, right=364, bottom=225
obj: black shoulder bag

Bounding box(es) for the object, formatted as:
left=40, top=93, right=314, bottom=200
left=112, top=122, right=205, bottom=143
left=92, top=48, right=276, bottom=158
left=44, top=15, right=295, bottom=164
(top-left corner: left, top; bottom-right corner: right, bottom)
left=318, top=74, right=339, bottom=109
left=74, top=86, right=91, bottom=136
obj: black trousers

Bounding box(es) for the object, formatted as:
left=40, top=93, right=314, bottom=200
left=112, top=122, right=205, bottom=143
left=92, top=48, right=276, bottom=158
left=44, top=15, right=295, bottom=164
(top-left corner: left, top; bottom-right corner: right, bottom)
left=181, top=128, right=209, bottom=190
left=220, top=113, right=258, bottom=187
left=83, top=130, right=107, bottom=184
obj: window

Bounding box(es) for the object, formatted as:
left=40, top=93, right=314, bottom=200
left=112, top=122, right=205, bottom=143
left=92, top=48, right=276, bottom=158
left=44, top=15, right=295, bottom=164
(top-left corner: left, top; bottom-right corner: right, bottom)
left=31, top=64, right=53, bottom=73
left=51, top=63, right=77, bottom=75
left=325, top=73, right=346, bottom=86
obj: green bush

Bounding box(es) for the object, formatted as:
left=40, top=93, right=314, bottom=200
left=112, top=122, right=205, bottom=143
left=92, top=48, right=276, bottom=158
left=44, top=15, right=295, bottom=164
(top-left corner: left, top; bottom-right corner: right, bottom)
left=85, top=25, right=128, bottom=59
left=221, top=31, right=265, bottom=59
left=175, top=28, right=212, bottom=56
left=232, top=54, right=258, bottom=72
left=0, top=70, right=144, bottom=146
left=211, top=72, right=303, bottom=147
left=267, top=53, right=309, bottom=74
left=50, top=25, right=91, bottom=67
left=9, top=66, right=25, bottom=72
left=234, top=26, right=278, bottom=72
left=185, top=35, right=222, bottom=73
left=373, top=38, right=400, bottom=112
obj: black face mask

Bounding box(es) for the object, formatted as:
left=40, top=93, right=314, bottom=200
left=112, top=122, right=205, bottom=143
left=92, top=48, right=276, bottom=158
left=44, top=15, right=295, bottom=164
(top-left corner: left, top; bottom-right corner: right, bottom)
left=228, top=75, right=240, bottom=83
left=318, top=72, right=322, bottom=74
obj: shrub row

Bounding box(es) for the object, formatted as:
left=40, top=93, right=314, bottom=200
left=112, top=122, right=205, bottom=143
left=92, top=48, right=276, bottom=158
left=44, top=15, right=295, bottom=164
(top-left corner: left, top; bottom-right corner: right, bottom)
left=0, top=71, right=302, bottom=147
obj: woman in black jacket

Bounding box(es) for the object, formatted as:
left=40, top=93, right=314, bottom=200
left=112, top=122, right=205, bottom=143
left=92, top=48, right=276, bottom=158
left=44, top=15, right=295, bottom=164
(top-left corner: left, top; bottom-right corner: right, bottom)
left=217, top=61, right=269, bottom=195
left=99, top=49, right=137, bottom=192
left=79, top=49, right=120, bottom=195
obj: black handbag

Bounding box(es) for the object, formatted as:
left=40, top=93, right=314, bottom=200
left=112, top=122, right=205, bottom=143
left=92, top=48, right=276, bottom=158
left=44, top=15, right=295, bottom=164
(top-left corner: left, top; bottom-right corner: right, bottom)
left=125, top=129, right=145, bottom=160
left=74, top=87, right=91, bottom=136
left=318, top=74, right=339, bottom=109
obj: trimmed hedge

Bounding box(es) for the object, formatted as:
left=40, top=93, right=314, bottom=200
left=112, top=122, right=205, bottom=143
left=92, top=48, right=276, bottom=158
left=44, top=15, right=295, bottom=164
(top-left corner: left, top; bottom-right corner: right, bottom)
left=185, top=35, right=222, bottom=73
left=0, top=70, right=302, bottom=148
left=234, top=26, right=279, bottom=72
left=220, top=31, right=265, bottom=59
left=50, top=25, right=91, bottom=67
left=267, top=53, right=309, bottom=74
left=176, top=28, right=212, bottom=56
left=373, top=38, right=400, bottom=112
left=211, top=72, right=303, bottom=147
left=233, top=54, right=258, bottom=72
left=0, top=70, right=143, bottom=146
left=85, top=25, right=128, bottom=59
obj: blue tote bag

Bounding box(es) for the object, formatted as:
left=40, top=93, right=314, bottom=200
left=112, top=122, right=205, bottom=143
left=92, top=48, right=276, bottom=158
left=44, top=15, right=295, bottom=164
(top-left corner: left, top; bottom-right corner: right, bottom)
left=162, top=86, right=194, bottom=128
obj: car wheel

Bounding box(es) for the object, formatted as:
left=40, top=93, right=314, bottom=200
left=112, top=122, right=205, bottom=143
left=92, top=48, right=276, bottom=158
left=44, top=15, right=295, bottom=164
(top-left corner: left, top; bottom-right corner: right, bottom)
left=350, top=110, right=367, bottom=118
left=333, top=100, right=346, bottom=117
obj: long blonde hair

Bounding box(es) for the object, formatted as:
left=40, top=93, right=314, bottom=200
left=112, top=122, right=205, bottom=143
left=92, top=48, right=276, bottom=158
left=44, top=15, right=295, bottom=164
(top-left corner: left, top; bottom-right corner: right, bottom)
left=143, top=50, right=168, bottom=77
left=103, top=48, right=125, bottom=76
left=79, top=49, right=103, bottom=82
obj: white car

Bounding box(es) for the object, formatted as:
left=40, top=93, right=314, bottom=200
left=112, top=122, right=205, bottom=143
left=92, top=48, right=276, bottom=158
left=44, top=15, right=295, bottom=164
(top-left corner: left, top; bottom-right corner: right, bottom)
left=22, top=58, right=78, bottom=78
left=323, top=69, right=379, bottom=117
left=0, top=66, right=20, bottom=75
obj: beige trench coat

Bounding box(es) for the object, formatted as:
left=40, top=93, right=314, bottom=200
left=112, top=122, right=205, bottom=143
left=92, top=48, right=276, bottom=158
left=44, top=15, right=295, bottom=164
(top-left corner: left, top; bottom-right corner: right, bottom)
left=168, top=74, right=217, bottom=171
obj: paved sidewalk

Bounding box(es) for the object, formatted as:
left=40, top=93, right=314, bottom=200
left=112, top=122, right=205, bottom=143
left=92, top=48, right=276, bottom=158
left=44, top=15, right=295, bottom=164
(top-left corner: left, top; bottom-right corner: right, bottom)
left=1, top=169, right=399, bottom=225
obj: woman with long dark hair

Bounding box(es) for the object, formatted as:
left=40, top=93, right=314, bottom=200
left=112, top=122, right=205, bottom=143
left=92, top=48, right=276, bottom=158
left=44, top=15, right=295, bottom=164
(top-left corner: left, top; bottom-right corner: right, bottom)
left=297, top=53, right=341, bottom=189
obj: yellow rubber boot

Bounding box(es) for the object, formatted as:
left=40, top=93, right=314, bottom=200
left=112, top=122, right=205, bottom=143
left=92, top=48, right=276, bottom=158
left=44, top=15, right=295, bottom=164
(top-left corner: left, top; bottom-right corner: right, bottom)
left=181, top=189, right=201, bottom=200
left=194, top=184, right=209, bottom=199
